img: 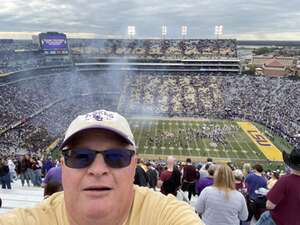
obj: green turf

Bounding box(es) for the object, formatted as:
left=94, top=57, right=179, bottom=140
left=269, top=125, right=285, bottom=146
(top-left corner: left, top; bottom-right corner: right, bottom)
left=253, top=122, right=293, bottom=154
left=128, top=118, right=269, bottom=161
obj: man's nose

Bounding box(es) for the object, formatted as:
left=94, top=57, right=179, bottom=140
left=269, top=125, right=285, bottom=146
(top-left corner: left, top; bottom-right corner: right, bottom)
left=87, top=153, right=110, bottom=176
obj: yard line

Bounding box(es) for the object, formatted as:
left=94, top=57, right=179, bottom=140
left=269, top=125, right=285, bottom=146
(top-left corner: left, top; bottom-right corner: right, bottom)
left=235, top=123, right=261, bottom=160
left=232, top=122, right=261, bottom=161
left=154, top=120, right=159, bottom=155
left=191, top=122, right=201, bottom=157
left=161, top=121, right=165, bottom=156
left=221, top=120, right=240, bottom=160
left=198, top=121, right=210, bottom=158
left=182, top=121, right=192, bottom=156
left=136, top=120, right=145, bottom=153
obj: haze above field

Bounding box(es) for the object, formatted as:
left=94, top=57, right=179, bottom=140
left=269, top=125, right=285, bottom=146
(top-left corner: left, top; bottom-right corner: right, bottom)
left=0, top=0, right=300, bottom=40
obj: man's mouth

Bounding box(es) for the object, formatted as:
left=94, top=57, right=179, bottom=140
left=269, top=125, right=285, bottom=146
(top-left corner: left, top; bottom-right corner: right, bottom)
left=83, top=186, right=112, bottom=191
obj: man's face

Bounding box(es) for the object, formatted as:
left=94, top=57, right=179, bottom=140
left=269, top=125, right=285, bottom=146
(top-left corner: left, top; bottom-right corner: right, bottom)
left=62, top=130, right=137, bottom=222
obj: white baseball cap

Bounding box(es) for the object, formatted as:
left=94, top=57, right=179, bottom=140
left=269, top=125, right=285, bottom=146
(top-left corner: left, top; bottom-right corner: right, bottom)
left=60, top=110, right=135, bottom=150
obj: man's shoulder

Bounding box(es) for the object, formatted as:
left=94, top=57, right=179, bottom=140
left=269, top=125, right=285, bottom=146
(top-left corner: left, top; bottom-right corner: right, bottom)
left=131, top=186, right=203, bottom=225
left=134, top=185, right=191, bottom=209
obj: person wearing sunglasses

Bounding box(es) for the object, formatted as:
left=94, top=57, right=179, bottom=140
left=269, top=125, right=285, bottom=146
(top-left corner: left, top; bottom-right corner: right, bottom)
left=0, top=110, right=203, bottom=225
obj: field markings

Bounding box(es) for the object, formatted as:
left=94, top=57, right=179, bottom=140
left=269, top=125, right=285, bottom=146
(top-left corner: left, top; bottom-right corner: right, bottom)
left=220, top=122, right=231, bottom=159
left=137, top=120, right=145, bottom=154
left=177, top=121, right=183, bottom=156
left=236, top=123, right=260, bottom=160
left=220, top=121, right=240, bottom=160
left=234, top=126, right=259, bottom=160
left=130, top=118, right=275, bottom=161
left=237, top=122, right=283, bottom=161
left=191, top=122, right=201, bottom=157
left=198, top=122, right=210, bottom=157
left=182, top=121, right=191, bottom=156
left=161, top=121, right=165, bottom=155
left=151, top=120, right=157, bottom=155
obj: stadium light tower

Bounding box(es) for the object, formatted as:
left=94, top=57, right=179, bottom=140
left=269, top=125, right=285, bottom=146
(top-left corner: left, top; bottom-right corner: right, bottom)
left=161, top=25, right=167, bottom=39
left=181, top=26, right=187, bottom=39
left=215, top=25, right=224, bottom=39
left=128, top=26, right=136, bottom=39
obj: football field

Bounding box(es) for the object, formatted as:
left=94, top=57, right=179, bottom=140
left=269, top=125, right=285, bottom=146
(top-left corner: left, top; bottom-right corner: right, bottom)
left=128, top=118, right=284, bottom=162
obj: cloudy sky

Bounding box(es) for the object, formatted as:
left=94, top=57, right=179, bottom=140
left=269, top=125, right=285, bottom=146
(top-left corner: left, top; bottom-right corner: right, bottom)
left=1, top=0, right=300, bottom=40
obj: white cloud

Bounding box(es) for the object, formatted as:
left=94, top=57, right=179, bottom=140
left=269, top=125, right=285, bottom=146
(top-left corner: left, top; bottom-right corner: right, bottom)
left=0, top=0, right=300, bottom=40
left=224, top=32, right=300, bottom=41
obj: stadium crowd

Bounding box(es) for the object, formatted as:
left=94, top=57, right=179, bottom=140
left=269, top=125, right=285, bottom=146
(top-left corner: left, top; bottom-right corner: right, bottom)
left=0, top=72, right=123, bottom=155
left=119, top=72, right=300, bottom=148
left=68, top=38, right=237, bottom=59
left=133, top=155, right=300, bottom=225
left=0, top=69, right=299, bottom=158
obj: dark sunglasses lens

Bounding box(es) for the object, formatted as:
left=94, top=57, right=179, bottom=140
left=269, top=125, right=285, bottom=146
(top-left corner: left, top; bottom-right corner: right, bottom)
left=104, top=150, right=133, bottom=168
left=64, top=149, right=96, bottom=168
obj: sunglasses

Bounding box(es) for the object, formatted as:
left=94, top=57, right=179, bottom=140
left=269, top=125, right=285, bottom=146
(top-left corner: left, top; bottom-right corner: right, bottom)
left=62, top=148, right=135, bottom=169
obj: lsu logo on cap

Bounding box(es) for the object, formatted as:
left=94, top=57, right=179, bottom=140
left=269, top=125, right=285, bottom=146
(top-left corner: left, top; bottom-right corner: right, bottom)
left=84, top=110, right=115, bottom=122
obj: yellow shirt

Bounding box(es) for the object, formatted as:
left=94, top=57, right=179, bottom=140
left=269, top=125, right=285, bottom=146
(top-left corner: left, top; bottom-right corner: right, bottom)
left=0, top=186, right=204, bottom=225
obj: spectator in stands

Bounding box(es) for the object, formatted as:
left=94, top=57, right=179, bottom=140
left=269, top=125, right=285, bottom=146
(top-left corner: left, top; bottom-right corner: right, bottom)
left=42, top=156, right=54, bottom=176
left=158, top=156, right=182, bottom=196
left=243, top=163, right=252, bottom=177
left=199, top=158, right=213, bottom=178
left=245, top=164, right=267, bottom=199
left=195, top=164, right=248, bottom=225
left=0, top=110, right=203, bottom=225
left=7, top=158, right=17, bottom=181
left=44, top=180, right=63, bottom=199
left=0, top=158, right=11, bottom=189
left=244, top=164, right=267, bottom=223
left=256, top=147, right=300, bottom=225
left=42, top=159, right=62, bottom=188
left=233, top=169, right=245, bottom=192
left=16, top=155, right=30, bottom=187
left=25, top=154, right=34, bottom=186
left=196, top=164, right=216, bottom=195
left=267, top=171, right=279, bottom=190
left=134, top=157, right=149, bottom=187
left=182, top=158, right=198, bottom=201
left=31, top=156, right=42, bottom=186
left=146, top=161, right=158, bottom=190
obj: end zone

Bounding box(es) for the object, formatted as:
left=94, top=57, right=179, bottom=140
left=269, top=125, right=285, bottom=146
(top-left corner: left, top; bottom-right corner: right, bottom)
left=237, top=122, right=283, bottom=161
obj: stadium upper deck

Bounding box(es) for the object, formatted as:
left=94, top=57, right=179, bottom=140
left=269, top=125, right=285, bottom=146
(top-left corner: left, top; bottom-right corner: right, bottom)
left=0, top=38, right=240, bottom=74
left=69, top=39, right=238, bottom=59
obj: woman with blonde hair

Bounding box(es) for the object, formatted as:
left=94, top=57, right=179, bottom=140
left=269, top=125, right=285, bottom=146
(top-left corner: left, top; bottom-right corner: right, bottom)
left=195, top=164, right=248, bottom=225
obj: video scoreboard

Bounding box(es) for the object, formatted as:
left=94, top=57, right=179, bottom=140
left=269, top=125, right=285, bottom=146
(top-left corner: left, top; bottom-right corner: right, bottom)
left=39, top=32, right=69, bottom=55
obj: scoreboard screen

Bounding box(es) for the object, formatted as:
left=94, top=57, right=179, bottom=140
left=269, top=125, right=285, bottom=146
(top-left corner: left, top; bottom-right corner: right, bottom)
left=39, top=32, right=69, bottom=54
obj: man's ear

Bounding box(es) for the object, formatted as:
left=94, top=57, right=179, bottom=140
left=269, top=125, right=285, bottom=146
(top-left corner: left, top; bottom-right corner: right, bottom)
left=132, top=154, right=138, bottom=167
left=61, top=157, right=65, bottom=166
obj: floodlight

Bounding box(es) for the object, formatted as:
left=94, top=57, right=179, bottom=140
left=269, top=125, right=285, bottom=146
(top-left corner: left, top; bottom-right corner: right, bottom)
left=181, top=26, right=188, bottom=39
left=161, top=25, right=167, bottom=39
left=128, top=26, right=136, bottom=39
left=215, top=25, right=224, bottom=39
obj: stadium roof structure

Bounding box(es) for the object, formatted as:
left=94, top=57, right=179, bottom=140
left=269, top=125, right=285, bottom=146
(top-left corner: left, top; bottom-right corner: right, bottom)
left=264, top=58, right=285, bottom=68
